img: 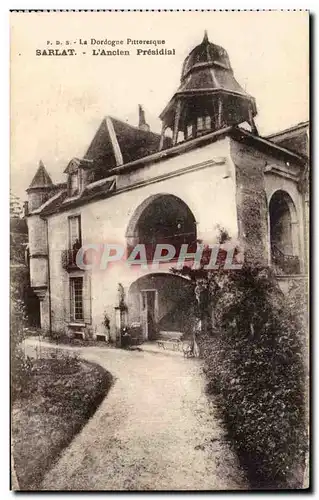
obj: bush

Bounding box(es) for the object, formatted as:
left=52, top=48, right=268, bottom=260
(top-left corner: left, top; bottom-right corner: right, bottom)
left=11, top=277, right=35, bottom=401
left=198, top=265, right=307, bottom=489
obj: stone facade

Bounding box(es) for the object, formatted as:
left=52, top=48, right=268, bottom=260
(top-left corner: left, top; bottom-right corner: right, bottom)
left=25, top=35, right=309, bottom=343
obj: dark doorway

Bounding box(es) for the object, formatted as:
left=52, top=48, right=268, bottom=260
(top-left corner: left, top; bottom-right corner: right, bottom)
left=140, top=289, right=157, bottom=340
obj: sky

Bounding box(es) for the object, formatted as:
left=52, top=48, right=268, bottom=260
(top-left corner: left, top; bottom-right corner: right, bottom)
left=10, top=11, right=309, bottom=200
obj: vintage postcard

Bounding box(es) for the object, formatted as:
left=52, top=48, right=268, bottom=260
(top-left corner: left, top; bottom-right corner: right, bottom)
left=10, top=10, right=309, bottom=491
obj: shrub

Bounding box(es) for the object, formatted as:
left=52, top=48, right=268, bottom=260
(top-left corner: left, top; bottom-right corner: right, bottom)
left=198, top=264, right=307, bottom=489
left=11, top=278, right=35, bottom=400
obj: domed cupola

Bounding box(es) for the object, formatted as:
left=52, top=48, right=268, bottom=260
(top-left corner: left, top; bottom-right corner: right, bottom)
left=159, top=31, right=258, bottom=148
left=181, top=31, right=232, bottom=79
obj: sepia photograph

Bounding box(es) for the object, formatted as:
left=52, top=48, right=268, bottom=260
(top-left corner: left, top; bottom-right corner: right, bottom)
left=10, top=10, right=309, bottom=491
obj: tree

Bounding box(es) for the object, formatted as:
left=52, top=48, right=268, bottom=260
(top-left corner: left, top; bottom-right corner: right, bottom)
left=10, top=191, right=23, bottom=218
left=10, top=193, right=35, bottom=398
left=10, top=192, right=28, bottom=264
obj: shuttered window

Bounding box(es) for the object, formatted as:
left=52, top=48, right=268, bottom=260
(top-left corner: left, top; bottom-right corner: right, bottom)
left=70, top=277, right=84, bottom=322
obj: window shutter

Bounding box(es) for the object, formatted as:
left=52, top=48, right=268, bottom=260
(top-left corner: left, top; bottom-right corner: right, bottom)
left=63, top=277, right=71, bottom=323
left=83, top=273, right=92, bottom=324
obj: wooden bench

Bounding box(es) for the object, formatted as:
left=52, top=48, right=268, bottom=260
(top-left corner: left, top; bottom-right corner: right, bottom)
left=156, top=338, right=185, bottom=352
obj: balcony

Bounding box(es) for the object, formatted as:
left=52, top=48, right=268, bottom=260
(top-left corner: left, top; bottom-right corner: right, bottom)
left=61, top=249, right=81, bottom=271
left=126, top=233, right=198, bottom=263
left=271, top=244, right=300, bottom=275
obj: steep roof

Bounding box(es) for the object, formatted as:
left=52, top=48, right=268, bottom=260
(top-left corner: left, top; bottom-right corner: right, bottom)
left=266, top=121, right=309, bottom=158
left=27, top=160, right=53, bottom=190
left=67, top=116, right=172, bottom=182
left=36, top=123, right=307, bottom=217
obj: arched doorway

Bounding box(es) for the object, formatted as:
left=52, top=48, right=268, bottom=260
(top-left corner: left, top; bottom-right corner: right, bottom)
left=269, top=190, right=300, bottom=274
left=126, top=194, right=197, bottom=262
left=127, top=273, right=196, bottom=341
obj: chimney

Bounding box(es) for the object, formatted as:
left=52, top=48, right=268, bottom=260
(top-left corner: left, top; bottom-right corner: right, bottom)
left=138, top=104, right=150, bottom=132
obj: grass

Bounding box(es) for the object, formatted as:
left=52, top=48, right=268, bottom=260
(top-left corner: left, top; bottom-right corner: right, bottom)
left=11, top=353, right=113, bottom=490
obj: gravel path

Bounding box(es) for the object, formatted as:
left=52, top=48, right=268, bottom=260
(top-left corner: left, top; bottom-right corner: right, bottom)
left=25, top=340, right=247, bottom=491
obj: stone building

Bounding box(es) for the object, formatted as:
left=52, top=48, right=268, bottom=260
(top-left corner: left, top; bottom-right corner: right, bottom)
left=26, top=33, right=309, bottom=343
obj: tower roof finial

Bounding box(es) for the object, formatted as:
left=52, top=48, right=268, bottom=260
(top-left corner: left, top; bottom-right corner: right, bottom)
left=203, top=30, right=209, bottom=43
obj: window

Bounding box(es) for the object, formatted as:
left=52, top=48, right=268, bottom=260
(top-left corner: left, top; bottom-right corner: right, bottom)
left=68, top=215, right=81, bottom=249
left=70, top=277, right=84, bottom=322
left=70, top=172, right=79, bottom=196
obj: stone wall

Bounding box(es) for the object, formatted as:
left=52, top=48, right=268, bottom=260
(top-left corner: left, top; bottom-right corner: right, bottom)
left=44, top=138, right=238, bottom=338
left=230, top=139, right=269, bottom=266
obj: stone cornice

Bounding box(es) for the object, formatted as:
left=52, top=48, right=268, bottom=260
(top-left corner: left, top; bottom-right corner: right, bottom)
left=41, top=157, right=227, bottom=216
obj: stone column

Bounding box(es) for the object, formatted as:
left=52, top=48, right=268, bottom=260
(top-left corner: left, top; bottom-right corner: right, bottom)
left=114, top=305, right=128, bottom=347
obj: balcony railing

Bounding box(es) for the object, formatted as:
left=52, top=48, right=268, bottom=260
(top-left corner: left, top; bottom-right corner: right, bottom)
left=61, top=249, right=81, bottom=271
left=271, top=244, right=300, bottom=275
left=127, top=232, right=198, bottom=263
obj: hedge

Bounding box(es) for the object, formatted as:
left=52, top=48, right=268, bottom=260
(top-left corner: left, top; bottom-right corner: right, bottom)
left=198, top=265, right=308, bottom=489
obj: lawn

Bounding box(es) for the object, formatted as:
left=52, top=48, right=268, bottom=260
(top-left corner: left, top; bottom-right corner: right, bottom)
left=11, top=351, right=113, bottom=490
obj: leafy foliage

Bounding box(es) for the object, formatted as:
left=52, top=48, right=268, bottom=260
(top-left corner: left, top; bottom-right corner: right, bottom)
left=11, top=195, right=40, bottom=399
left=10, top=192, right=28, bottom=264
left=11, top=276, right=34, bottom=400
left=172, top=235, right=308, bottom=489
left=10, top=191, right=23, bottom=219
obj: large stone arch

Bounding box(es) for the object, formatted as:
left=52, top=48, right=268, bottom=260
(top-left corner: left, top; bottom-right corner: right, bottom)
left=125, top=193, right=198, bottom=261
left=127, top=273, right=196, bottom=341
left=269, top=189, right=300, bottom=273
